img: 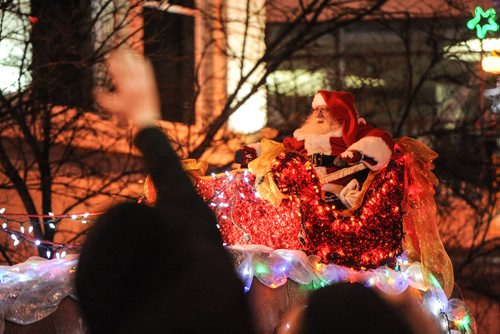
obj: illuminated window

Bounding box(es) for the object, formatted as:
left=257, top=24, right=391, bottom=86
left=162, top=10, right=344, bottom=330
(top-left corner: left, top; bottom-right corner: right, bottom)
left=444, top=38, right=500, bottom=62
left=344, top=75, right=385, bottom=89
left=0, top=1, right=31, bottom=94
left=226, top=0, right=267, bottom=134
left=267, top=70, right=327, bottom=96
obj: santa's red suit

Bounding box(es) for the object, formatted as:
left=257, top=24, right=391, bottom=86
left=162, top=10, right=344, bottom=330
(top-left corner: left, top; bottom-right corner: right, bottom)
left=237, top=90, right=394, bottom=208
left=282, top=90, right=394, bottom=207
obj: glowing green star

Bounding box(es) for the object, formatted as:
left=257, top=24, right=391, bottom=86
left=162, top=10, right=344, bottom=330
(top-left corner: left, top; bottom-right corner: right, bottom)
left=467, top=6, right=499, bottom=39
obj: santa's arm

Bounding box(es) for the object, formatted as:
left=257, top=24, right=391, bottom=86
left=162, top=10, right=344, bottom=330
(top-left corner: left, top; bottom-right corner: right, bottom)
left=340, top=128, right=394, bottom=171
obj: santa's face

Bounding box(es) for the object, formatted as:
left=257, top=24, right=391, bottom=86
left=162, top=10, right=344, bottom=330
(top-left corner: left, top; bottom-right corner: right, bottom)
left=299, top=105, right=343, bottom=135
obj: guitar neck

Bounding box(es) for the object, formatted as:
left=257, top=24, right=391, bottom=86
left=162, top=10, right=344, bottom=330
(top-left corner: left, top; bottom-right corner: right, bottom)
left=319, top=163, right=367, bottom=184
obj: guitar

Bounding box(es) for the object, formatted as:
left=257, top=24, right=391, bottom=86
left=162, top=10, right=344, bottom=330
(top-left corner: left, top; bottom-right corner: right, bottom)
left=319, top=163, right=367, bottom=184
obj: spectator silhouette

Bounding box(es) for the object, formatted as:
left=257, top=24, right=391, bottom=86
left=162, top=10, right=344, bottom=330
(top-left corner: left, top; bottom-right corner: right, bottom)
left=301, top=283, right=415, bottom=334
left=76, top=50, right=254, bottom=333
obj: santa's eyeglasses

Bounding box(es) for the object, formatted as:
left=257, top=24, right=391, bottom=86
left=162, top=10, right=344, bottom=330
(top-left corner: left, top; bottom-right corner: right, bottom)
left=311, top=106, right=330, bottom=114
left=309, top=108, right=344, bottom=124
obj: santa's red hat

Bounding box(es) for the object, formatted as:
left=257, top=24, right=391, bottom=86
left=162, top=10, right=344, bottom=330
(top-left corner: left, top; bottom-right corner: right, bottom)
left=312, top=90, right=359, bottom=147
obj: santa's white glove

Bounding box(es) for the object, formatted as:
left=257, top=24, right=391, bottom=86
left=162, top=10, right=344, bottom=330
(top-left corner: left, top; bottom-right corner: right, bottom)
left=339, top=179, right=361, bottom=208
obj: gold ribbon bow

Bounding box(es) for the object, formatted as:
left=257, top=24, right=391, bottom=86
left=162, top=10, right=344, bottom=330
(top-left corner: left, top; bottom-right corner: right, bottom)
left=248, top=139, right=287, bottom=207
left=181, top=159, right=208, bottom=177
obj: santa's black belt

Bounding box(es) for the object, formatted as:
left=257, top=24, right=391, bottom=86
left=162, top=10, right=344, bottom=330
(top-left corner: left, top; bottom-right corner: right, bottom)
left=308, top=153, right=337, bottom=167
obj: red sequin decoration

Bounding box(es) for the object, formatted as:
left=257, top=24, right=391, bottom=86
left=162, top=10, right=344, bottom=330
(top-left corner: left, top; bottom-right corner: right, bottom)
left=272, top=153, right=404, bottom=269
left=196, top=172, right=303, bottom=249
left=196, top=152, right=404, bottom=269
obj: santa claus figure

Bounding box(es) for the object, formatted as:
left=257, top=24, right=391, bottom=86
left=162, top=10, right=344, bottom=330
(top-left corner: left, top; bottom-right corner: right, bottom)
left=237, top=90, right=394, bottom=208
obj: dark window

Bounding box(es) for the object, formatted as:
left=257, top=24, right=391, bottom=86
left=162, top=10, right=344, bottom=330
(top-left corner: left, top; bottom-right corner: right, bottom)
left=169, top=0, right=195, bottom=9
left=31, top=0, right=93, bottom=108
left=143, top=7, right=195, bottom=124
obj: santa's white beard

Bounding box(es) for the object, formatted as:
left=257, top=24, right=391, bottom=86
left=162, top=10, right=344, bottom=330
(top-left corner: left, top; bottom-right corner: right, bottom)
left=298, top=113, right=342, bottom=136
left=293, top=113, right=343, bottom=155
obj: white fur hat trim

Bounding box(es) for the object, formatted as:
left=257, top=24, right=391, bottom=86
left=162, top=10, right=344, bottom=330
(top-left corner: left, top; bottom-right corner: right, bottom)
left=312, top=93, right=327, bottom=108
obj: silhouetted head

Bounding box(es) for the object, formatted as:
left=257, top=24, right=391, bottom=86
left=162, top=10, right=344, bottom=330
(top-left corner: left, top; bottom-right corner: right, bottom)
left=303, top=282, right=414, bottom=333
left=76, top=201, right=253, bottom=333
left=76, top=203, right=182, bottom=333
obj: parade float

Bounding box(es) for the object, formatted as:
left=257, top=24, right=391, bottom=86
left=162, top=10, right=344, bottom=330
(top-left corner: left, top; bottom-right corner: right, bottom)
left=0, top=87, right=477, bottom=332
left=0, top=136, right=477, bottom=333
left=142, top=129, right=470, bottom=332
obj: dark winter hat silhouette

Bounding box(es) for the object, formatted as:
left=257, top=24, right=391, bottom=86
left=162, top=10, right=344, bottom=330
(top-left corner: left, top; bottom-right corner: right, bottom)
left=303, top=282, right=413, bottom=333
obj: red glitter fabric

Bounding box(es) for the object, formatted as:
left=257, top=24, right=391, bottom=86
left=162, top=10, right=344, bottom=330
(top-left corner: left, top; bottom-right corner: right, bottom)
left=196, top=151, right=405, bottom=270
left=272, top=152, right=404, bottom=269
left=196, top=172, right=303, bottom=250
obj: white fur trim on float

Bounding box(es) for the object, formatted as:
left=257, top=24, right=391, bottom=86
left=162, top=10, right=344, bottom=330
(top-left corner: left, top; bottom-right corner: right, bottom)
left=312, top=93, right=327, bottom=108
left=345, top=136, right=392, bottom=171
